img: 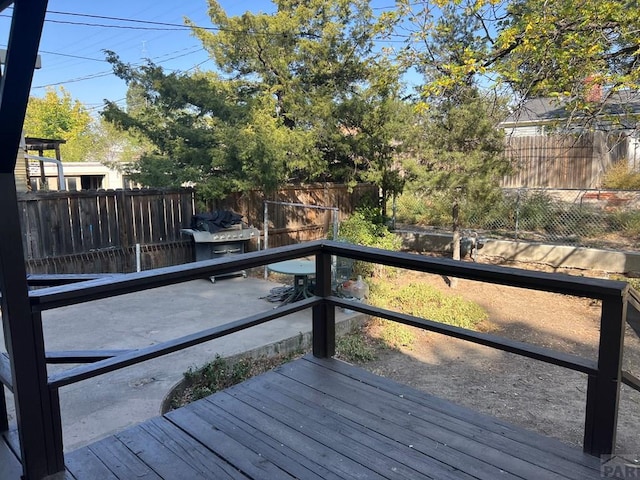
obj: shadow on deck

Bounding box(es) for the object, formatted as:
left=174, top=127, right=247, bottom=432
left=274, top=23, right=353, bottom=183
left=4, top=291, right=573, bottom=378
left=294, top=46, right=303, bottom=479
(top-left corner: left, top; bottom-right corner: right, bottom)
left=60, top=356, right=601, bottom=480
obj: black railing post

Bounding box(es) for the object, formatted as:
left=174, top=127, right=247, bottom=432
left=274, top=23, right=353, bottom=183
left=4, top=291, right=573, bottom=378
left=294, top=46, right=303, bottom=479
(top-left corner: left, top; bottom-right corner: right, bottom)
left=583, top=293, right=626, bottom=456
left=313, top=251, right=335, bottom=358
left=0, top=177, right=64, bottom=478
left=0, top=386, right=8, bottom=432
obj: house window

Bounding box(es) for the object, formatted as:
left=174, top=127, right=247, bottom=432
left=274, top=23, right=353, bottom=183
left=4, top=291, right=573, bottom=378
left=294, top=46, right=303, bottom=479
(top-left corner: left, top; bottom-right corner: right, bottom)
left=80, top=175, right=104, bottom=190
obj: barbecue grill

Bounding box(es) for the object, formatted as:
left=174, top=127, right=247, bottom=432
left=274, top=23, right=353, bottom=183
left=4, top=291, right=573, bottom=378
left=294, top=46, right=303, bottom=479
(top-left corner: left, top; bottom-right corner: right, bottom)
left=181, top=219, right=259, bottom=282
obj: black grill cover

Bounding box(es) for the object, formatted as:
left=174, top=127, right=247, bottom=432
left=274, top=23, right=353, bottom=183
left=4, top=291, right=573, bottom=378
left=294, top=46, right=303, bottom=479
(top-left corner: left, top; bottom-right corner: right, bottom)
left=191, top=211, right=244, bottom=233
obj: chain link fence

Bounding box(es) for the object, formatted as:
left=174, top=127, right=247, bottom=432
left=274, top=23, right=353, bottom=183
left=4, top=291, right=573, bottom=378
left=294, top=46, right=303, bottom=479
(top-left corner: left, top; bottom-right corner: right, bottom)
left=394, top=188, right=640, bottom=251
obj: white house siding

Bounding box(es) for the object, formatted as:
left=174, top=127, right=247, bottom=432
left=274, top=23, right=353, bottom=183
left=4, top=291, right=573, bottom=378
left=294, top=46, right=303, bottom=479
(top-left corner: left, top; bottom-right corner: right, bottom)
left=504, top=125, right=544, bottom=137
left=29, top=161, right=129, bottom=190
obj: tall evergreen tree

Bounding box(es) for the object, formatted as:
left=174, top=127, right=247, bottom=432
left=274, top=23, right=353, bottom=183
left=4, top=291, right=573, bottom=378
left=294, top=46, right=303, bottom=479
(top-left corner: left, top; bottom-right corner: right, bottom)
left=103, top=1, right=411, bottom=205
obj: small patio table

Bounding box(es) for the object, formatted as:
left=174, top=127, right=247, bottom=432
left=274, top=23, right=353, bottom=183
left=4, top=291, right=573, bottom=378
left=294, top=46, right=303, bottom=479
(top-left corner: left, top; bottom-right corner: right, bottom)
left=268, top=259, right=316, bottom=304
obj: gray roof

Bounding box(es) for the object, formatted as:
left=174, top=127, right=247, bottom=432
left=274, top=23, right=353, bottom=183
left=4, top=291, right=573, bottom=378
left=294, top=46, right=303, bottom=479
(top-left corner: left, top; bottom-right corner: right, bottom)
left=501, top=91, right=640, bottom=128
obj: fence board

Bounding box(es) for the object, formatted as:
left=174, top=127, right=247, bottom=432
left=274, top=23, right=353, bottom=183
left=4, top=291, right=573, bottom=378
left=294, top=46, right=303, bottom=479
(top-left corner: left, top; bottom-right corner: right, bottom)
left=78, top=195, right=99, bottom=250
left=23, top=198, right=42, bottom=259
left=97, top=193, right=110, bottom=247
left=105, top=194, right=117, bottom=246
left=17, top=189, right=194, bottom=262
left=68, top=194, right=82, bottom=254
left=503, top=133, right=631, bottom=189
left=56, top=195, right=73, bottom=255
left=17, top=185, right=367, bottom=272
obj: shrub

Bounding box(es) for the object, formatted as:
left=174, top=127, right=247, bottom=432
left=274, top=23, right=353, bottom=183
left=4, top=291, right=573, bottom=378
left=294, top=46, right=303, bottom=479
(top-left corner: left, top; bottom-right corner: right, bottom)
left=392, top=191, right=451, bottom=227
left=601, top=161, right=640, bottom=190
left=337, top=208, right=401, bottom=277
left=176, top=351, right=302, bottom=407
left=609, top=210, right=640, bottom=237
left=518, top=190, right=555, bottom=232
left=393, top=189, right=511, bottom=231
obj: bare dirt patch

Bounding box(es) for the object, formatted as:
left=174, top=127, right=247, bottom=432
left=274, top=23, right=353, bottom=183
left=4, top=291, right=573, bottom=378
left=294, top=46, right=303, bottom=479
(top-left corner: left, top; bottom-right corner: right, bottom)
left=351, top=267, right=640, bottom=452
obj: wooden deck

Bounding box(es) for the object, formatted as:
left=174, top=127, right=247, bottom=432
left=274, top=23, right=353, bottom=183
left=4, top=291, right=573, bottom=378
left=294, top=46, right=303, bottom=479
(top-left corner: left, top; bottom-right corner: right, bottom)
left=55, top=356, right=604, bottom=479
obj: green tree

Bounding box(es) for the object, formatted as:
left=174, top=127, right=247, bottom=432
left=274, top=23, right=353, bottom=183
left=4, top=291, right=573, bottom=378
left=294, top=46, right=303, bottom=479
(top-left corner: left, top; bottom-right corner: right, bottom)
left=23, top=87, right=94, bottom=162
left=383, top=2, right=509, bottom=262
left=103, top=58, right=245, bottom=198
left=405, top=91, right=509, bottom=268
left=190, top=0, right=393, bottom=184
left=103, top=1, right=412, bottom=207
left=344, top=77, right=415, bottom=217
left=495, top=0, right=640, bottom=104
left=411, top=94, right=508, bottom=200
left=385, top=0, right=640, bottom=127
left=91, top=117, right=148, bottom=165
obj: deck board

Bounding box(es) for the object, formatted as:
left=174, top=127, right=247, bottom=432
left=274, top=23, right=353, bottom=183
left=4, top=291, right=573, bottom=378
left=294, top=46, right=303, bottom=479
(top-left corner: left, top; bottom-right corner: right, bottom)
left=171, top=399, right=336, bottom=480
left=279, top=359, right=554, bottom=479
left=286, top=357, right=598, bottom=480
left=305, top=355, right=601, bottom=469
left=0, top=433, right=21, bottom=480
left=64, top=356, right=604, bottom=479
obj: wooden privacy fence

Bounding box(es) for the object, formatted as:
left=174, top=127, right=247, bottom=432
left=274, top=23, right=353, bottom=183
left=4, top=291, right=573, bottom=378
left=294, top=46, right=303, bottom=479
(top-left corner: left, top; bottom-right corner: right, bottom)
left=502, top=132, right=630, bottom=189
left=18, top=188, right=195, bottom=273
left=214, top=183, right=378, bottom=248
left=17, top=184, right=375, bottom=274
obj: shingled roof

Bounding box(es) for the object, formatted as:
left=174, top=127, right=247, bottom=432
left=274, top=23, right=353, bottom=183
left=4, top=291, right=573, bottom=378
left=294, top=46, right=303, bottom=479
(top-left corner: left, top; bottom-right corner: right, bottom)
left=501, top=91, right=640, bottom=130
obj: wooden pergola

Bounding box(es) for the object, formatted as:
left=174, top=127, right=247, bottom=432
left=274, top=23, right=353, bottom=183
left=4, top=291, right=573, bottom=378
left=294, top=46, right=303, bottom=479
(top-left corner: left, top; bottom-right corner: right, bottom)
left=22, top=137, right=66, bottom=190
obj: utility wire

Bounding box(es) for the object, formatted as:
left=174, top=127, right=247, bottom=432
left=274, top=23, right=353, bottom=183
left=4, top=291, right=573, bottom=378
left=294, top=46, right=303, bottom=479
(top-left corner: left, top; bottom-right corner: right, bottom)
left=46, top=10, right=217, bottom=30
left=31, top=47, right=206, bottom=89
left=2, top=10, right=411, bottom=40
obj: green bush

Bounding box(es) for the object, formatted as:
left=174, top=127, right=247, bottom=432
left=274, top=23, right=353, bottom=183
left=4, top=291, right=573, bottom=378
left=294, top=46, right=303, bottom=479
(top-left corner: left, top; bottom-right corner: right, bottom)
left=338, top=208, right=400, bottom=250
left=393, top=189, right=511, bottom=231
left=183, top=355, right=252, bottom=401
left=337, top=208, right=401, bottom=277
left=178, top=351, right=301, bottom=406
left=602, top=162, right=640, bottom=190
left=392, top=191, right=453, bottom=227
left=518, top=191, right=555, bottom=232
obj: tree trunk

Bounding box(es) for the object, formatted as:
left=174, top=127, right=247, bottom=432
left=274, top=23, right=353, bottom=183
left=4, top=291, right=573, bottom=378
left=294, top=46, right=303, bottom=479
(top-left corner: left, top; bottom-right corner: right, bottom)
left=450, top=200, right=460, bottom=288
left=381, top=187, right=387, bottom=218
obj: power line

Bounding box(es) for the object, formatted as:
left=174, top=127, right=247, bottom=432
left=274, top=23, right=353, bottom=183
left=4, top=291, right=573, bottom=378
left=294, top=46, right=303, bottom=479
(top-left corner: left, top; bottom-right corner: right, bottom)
left=32, top=70, right=115, bottom=88
left=6, top=9, right=411, bottom=40
left=39, top=50, right=106, bottom=62
left=31, top=46, right=206, bottom=89
left=46, top=10, right=215, bottom=30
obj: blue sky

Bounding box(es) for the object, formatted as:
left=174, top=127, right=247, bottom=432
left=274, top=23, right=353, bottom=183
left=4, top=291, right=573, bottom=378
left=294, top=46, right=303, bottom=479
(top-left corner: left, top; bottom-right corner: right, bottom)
left=0, top=1, right=404, bottom=116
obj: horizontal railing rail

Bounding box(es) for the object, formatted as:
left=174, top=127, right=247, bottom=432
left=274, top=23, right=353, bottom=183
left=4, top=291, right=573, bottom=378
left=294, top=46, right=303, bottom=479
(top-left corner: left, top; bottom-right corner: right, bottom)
left=0, top=353, right=13, bottom=392
left=44, top=350, right=135, bottom=364
left=47, top=297, right=320, bottom=388
left=28, top=243, right=319, bottom=311
left=322, top=241, right=629, bottom=299
left=6, top=239, right=636, bottom=478
left=327, top=296, right=599, bottom=375
left=622, top=370, right=640, bottom=393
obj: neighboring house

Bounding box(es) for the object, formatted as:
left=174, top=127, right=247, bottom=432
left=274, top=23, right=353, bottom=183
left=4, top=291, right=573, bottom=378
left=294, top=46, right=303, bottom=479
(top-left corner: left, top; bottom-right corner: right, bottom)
left=499, top=91, right=640, bottom=189
left=16, top=136, right=136, bottom=191
left=28, top=160, right=135, bottom=191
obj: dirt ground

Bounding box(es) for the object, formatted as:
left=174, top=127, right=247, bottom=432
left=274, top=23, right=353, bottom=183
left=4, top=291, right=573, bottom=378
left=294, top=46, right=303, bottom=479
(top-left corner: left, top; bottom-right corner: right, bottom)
left=352, top=261, right=640, bottom=453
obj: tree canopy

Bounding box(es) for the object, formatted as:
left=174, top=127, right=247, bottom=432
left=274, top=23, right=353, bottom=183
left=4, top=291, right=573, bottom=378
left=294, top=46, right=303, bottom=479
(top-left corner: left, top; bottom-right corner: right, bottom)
left=23, top=87, right=94, bottom=162
left=99, top=0, right=639, bottom=210
left=385, top=0, right=640, bottom=122
left=103, top=0, right=408, bottom=202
